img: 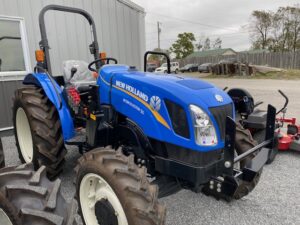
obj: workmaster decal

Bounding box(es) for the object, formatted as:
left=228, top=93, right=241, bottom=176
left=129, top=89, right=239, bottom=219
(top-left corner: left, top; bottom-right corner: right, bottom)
left=123, top=98, right=145, bottom=115
left=110, top=79, right=170, bottom=129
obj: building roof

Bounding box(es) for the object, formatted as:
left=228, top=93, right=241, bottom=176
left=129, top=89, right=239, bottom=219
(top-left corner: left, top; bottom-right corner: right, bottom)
left=239, top=49, right=270, bottom=54
left=186, top=48, right=236, bottom=58
left=119, top=0, right=145, bottom=12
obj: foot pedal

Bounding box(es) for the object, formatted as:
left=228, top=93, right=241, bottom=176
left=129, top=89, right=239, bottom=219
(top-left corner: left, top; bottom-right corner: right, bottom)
left=65, top=130, right=86, bottom=145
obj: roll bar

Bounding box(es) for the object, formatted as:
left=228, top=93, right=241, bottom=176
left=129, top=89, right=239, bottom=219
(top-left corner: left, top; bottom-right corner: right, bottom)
left=144, top=51, right=171, bottom=74
left=38, top=5, right=100, bottom=75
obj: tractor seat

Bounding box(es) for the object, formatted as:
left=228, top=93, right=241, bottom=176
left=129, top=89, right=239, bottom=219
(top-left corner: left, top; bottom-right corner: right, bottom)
left=62, top=60, right=96, bottom=89
left=243, top=109, right=267, bottom=129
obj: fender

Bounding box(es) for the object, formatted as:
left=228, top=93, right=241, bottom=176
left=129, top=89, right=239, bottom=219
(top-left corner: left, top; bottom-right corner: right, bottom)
left=23, top=73, right=75, bottom=140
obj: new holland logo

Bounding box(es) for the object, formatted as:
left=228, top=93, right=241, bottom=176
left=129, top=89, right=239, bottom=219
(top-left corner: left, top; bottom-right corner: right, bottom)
left=215, top=94, right=223, bottom=102
left=150, top=96, right=161, bottom=111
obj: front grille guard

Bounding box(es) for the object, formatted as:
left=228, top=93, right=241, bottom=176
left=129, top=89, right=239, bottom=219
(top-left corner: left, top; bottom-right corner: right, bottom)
left=223, top=104, right=276, bottom=176
left=209, top=104, right=233, bottom=141
left=203, top=104, right=276, bottom=200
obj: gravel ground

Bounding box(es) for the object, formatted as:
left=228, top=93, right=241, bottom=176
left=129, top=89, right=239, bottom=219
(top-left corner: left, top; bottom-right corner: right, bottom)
left=2, top=78, right=300, bottom=225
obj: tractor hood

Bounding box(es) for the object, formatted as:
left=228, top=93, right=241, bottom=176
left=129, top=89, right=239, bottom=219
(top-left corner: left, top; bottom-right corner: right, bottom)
left=98, top=65, right=234, bottom=152
left=99, top=65, right=232, bottom=108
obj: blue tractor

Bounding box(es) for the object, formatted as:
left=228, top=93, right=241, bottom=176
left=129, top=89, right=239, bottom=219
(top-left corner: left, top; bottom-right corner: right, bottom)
left=12, top=5, right=276, bottom=225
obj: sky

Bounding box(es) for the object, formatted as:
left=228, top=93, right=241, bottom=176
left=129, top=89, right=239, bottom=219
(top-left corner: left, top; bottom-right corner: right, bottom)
left=131, top=0, right=299, bottom=52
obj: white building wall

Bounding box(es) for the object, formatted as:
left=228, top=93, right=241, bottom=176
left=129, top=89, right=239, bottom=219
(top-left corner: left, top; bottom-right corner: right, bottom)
left=0, top=0, right=145, bottom=131
left=0, top=0, right=145, bottom=75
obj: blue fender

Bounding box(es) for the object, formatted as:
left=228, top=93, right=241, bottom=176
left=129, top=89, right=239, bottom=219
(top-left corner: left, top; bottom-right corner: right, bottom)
left=23, top=73, right=75, bottom=140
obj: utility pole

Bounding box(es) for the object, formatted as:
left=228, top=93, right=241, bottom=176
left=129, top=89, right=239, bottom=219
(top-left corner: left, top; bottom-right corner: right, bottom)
left=157, top=21, right=161, bottom=50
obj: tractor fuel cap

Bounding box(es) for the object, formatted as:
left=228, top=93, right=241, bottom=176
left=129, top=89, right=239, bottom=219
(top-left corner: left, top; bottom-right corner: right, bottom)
left=128, top=66, right=137, bottom=71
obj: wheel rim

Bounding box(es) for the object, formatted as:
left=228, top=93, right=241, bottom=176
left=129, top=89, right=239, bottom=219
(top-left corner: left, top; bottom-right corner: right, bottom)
left=16, top=108, right=33, bottom=163
left=0, top=209, right=13, bottom=225
left=80, top=173, right=128, bottom=225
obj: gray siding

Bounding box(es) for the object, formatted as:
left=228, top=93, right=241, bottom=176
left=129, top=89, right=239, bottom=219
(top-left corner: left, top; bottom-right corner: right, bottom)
left=0, top=80, right=23, bottom=131
left=0, top=0, right=145, bottom=132
left=0, top=0, right=145, bottom=74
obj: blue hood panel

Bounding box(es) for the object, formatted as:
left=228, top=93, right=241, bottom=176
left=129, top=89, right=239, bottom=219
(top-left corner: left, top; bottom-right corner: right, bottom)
left=176, top=78, right=213, bottom=90
left=97, top=65, right=234, bottom=152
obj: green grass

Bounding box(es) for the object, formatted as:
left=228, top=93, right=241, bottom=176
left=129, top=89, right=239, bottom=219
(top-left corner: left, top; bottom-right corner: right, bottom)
left=253, top=70, right=300, bottom=79
left=184, top=69, right=300, bottom=80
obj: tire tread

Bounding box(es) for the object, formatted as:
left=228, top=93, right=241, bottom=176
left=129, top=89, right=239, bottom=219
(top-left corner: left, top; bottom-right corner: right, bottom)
left=13, top=86, right=65, bottom=179
left=75, top=147, right=166, bottom=225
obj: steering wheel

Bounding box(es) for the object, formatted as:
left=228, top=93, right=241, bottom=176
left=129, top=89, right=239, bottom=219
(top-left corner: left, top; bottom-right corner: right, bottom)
left=88, top=58, right=118, bottom=72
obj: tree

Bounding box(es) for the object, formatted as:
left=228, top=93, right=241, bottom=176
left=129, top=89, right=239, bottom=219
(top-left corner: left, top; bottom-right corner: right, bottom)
left=195, top=42, right=203, bottom=51
left=249, top=5, right=300, bottom=53
left=286, top=6, right=300, bottom=53
left=147, top=48, right=170, bottom=62
left=249, top=10, right=273, bottom=49
left=170, top=32, right=196, bottom=59
left=213, top=37, right=222, bottom=49
left=269, top=8, right=290, bottom=52
left=195, top=35, right=205, bottom=51
left=203, top=38, right=211, bottom=50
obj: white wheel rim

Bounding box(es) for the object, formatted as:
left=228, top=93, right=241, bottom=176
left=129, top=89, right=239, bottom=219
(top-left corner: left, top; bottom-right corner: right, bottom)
left=80, top=173, right=128, bottom=225
left=16, top=108, right=33, bottom=163
left=0, top=209, right=13, bottom=225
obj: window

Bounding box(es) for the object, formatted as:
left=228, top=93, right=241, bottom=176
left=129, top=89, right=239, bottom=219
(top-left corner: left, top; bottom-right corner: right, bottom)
left=0, top=16, right=31, bottom=76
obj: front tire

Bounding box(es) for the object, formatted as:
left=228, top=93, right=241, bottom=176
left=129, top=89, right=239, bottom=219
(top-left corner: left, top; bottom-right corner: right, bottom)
left=75, top=147, right=166, bottom=225
left=233, top=123, right=262, bottom=199
left=0, top=164, right=78, bottom=225
left=13, top=86, right=66, bottom=179
left=0, top=192, right=20, bottom=225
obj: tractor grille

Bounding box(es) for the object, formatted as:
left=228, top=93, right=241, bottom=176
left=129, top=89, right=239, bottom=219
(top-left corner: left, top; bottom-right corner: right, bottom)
left=165, top=100, right=190, bottom=139
left=209, top=104, right=233, bottom=140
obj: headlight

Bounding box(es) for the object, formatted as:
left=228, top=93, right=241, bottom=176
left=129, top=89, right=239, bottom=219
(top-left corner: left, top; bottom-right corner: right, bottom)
left=189, top=105, right=217, bottom=146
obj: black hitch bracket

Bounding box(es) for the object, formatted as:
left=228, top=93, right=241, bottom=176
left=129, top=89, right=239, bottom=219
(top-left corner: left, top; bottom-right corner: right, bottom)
left=205, top=104, right=276, bottom=200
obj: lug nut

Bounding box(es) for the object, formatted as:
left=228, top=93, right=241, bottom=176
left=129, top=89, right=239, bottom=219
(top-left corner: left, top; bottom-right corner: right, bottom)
left=224, top=161, right=231, bottom=168
left=217, top=183, right=221, bottom=188
left=217, top=188, right=221, bottom=193
left=210, top=180, right=214, bottom=185
left=210, top=185, right=214, bottom=190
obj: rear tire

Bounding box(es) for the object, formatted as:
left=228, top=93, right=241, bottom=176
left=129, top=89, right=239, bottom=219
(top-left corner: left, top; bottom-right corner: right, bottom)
left=75, top=147, right=166, bottom=225
left=233, top=123, right=262, bottom=199
left=0, top=163, right=78, bottom=225
left=13, top=86, right=66, bottom=179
